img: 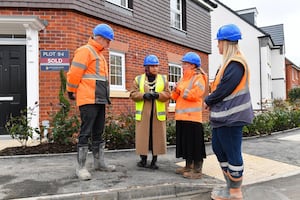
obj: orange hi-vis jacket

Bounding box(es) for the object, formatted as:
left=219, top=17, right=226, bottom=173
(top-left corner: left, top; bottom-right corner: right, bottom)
left=171, top=69, right=207, bottom=123
left=67, top=37, right=110, bottom=107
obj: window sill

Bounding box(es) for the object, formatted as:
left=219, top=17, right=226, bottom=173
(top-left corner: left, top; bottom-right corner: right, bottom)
left=110, top=90, right=130, bottom=98
left=170, top=26, right=187, bottom=37
left=105, top=1, right=133, bottom=16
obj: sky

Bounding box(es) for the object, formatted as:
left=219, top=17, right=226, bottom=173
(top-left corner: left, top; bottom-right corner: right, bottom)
left=219, top=0, right=300, bottom=66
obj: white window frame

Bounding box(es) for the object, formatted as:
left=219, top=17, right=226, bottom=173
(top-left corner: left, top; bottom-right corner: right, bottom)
left=109, top=51, right=126, bottom=91
left=168, top=63, right=182, bottom=106
left=106, top=0, right=128, bottom=8
left=170, top=0, right=182, bottom=30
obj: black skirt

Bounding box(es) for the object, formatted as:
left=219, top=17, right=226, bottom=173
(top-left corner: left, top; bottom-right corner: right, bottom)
left=176, top=120, right=206, bottom=161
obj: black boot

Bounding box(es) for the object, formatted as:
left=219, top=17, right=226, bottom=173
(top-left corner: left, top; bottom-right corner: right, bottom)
left=137, top=155, right=147, bottom=168
left=150, top=155, right=158, bottom=170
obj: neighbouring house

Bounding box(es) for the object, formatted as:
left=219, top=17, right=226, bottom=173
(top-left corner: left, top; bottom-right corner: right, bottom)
left=0, top=0, right=217, bottom=136
left=260, top=24, right=286, bottom=101
left=285, top=58, right=300, bottom=97
left=210, top=0, right=286, bottom=111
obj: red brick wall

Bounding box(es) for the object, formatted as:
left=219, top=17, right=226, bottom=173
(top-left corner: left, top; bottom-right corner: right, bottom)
left=285, top=59, right=300, bottom=98
left=3, top=8, right=209, bottom=122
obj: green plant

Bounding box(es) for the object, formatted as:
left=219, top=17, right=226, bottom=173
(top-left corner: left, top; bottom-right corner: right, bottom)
left=290, top=109, right=300, bottom=127
left=244, top=112, right=274, bottom=136
left=288, top=87, right=300, bottom=103
left=104, top=111, right=135, bottom=149
left=49, top=70, right=80, bottom=144
left=5, top=102, right=40, bottom=147
left=270, top=110, right=293, bottom=131
left=166, top=119, right=176, bottom=145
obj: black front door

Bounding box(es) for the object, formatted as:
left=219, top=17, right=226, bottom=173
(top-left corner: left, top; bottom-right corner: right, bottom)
left=0, top=45, right=26, bottom=135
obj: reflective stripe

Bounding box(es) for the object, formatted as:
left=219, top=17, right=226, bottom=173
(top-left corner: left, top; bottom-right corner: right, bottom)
left=67, top=82, right=78, bottom=89
left=82, top=74, right=107, bottom=81
left=211, top=101, right=252, bottom=118
left=71, top=61, right=87, bottom=70
left=176, top=107, right=202, bottom=114
left=80, top=45, right=108, bottom=81
left=157, top=111, right=166, bottom=116
left=183, top=76, right=196, bottom=99
left=161, top=74, right=166, bottom=85
left=223, top=87, right=249, bottom=101
left=195, top=81, right=204, bottom=91
left=136, top=110, right=142, bottom=115
left=228, top=164, right=244, bottom=171
left=220, top=162, right=229, bottom=168
left=85, top=45, right=100, bottom=74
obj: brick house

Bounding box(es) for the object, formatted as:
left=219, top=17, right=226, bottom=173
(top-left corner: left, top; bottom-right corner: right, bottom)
left=0, top=0, right=216, bottom=135
left=285, top=58, right=300, bottom=97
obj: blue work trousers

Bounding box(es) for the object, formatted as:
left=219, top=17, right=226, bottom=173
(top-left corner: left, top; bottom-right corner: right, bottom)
left=212, top=126, right=244, bottom=178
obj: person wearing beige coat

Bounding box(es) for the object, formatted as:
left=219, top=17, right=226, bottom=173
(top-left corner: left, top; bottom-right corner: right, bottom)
left=130, top=55, right=171, bottom=169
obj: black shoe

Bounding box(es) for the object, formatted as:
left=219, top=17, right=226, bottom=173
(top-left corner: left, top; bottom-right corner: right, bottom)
left=137, top=155, right=147, bottom=168
left=149, top=163, right=159, bottom=170
left=137, top=160, right=147, bottom=168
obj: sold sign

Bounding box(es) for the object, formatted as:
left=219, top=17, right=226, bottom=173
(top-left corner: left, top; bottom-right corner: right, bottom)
left=40, top=50, right=70, bottom=71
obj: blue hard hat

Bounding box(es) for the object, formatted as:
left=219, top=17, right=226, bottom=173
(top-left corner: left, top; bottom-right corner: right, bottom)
left=93, top=24, right=114, bottom=41
left=182, top=52, right=201, bottom=68
left=143, top=55, right=159, bottom=66
left=216, top=24, right=242, bottom=41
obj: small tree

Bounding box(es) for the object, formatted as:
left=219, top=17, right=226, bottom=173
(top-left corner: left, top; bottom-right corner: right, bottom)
left=49, top=70, right=80, bottom=144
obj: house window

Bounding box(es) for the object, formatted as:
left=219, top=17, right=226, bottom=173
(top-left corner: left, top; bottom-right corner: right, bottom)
left=109, top=51, right=126, bottom=90
left=170, top=0, right=186, bottom=30
left=168, top=63, right=182, bottom=105
left=107, top=0, right=132, bottom=8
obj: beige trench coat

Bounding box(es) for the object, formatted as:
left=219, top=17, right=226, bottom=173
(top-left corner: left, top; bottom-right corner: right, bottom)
left=130, top=74, right=171, bottom=155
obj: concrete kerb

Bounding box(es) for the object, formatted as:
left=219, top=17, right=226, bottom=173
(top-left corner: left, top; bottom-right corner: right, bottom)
left=14, top=183, right=213, bottom=200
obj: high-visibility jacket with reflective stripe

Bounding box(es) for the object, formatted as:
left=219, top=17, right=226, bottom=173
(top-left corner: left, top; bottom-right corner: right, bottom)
left=135, top=74, right=167, bottom=121
left=67, top=37, right=110, bottom=106
left=209, top=53, right=254, bottom=128
left=171, top=70, right=207, bottom=123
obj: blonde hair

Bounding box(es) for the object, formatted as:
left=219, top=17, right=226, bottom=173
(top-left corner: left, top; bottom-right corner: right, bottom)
left=222, top=41, right=246, bottom=65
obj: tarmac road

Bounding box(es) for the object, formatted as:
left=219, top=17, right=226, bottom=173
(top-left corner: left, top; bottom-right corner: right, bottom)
left=0, top=128, right=300, bottom=200
left=162, top=129, right=300, bottom=200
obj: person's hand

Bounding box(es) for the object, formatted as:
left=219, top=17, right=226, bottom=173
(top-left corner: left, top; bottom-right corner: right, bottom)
left=204, top=102, right=210, bottom=110
left=143, top=93, right=153, bottom=100
left=152, top=92, right=159, bottom=99
left=68, top=92, right=76, bottom=100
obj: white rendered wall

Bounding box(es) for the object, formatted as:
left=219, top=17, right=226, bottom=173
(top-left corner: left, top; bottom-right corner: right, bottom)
left=210, top=2, right=265, bottom=110
left=271, top=49, right=286, bottom=99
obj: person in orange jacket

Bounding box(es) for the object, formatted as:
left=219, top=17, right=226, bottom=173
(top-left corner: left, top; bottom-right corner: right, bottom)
left=171, top=52, right=207, bottom=179
left=67, top=24, right=115, bottom=181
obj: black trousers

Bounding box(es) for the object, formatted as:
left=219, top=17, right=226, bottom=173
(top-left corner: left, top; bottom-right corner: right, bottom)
left=78, top=104, right=106, bottom=147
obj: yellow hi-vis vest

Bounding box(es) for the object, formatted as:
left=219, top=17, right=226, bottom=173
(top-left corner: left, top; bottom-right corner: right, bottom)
left=135, top=74, right=167, bottom=121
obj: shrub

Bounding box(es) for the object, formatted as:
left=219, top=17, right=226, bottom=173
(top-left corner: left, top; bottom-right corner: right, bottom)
left=48, top=70, right=80, bottom=144
left=104, top=111, right=136, bottom=150
left=5, top=102, right=40, bottom=147
left=203, top=122, right=212, bottom=142
left=288, top=87, right=300, bottom=103
left=166, top=119, right=176, bottom=145
left=270, top=109, right=294, bottom=132
left=290, top=109, right=300, bottom=127
left=244, top=112, right=274, bottom=136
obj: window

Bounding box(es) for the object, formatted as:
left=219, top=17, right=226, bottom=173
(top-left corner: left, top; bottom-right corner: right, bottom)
left=109, top=51, right=126, bottom=90
left=170, top=0, right=186, bottom=30
left=107, top=0, right=130, bottom=8
left=168, top=63, right=182, bottom=105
